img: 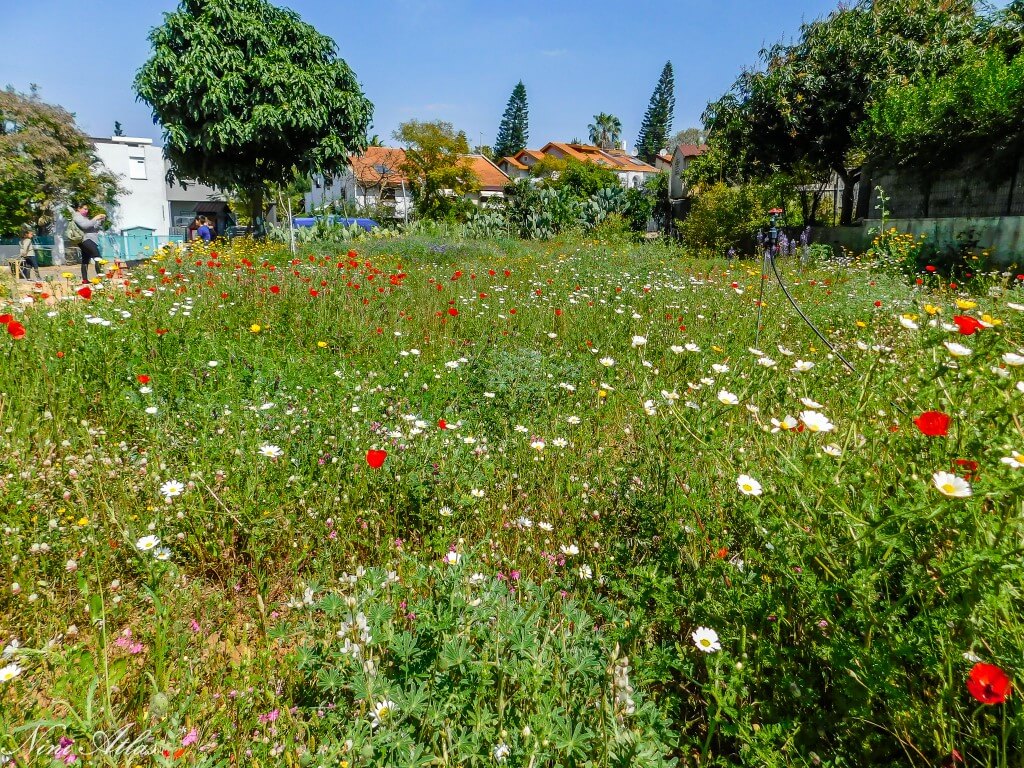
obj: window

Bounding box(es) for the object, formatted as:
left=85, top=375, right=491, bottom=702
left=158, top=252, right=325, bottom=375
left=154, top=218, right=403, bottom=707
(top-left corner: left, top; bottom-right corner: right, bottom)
left=129, top=156, right=147, bottom=180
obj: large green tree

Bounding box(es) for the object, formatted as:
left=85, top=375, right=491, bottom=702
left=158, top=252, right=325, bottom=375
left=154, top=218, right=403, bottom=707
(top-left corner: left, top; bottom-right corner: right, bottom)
left=0, top=87, right=120, bottom=236
left=701, top=0, right=980, bottom=224
left=635, top=62, right=675, bottom=163
left=493, top=81, right=529, bottom=159
left=134, top=0, right=373, bottom=229
left=393, top=120, right=478, bottom=221
left=588, top=113, right=622, bottom=150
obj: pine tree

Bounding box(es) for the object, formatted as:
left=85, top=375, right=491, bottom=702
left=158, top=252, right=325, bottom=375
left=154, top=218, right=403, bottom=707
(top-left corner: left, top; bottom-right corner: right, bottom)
left=493, top=81, right=529, bottom=159
left=635, top=62, right=675, bottom=164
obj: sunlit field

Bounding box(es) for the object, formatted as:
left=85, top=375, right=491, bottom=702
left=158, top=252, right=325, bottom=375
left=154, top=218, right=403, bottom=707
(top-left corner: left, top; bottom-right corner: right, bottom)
left=1, top=236, right=1021, bottom=767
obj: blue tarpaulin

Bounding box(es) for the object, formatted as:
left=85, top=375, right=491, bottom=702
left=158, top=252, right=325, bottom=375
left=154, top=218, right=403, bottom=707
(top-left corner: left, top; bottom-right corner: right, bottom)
left=292, top=216, right=379, bottom=231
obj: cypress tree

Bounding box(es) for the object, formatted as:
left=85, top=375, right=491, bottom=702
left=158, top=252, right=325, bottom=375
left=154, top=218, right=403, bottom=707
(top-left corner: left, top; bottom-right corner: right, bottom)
left=635, top=62, right=675, bottom=164
left=493, top=81, right=529, bottom=159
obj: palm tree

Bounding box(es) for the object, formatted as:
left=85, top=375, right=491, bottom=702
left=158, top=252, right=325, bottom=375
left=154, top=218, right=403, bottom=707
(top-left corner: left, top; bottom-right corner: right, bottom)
left=587, top=113, right=622, bottom=149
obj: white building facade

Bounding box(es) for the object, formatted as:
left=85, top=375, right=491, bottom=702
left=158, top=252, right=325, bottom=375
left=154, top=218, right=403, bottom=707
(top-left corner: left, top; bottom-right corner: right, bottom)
left=92, top=137, right=170, bottom=236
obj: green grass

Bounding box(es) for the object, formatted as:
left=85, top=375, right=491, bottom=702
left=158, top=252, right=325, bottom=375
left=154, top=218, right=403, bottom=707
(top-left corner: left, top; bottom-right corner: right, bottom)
left=0, top=235, right=1021, bottom=767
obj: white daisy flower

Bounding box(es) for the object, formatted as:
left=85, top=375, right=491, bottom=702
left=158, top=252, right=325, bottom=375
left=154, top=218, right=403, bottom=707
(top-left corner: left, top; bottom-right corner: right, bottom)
left=159, top=480, right=184, bottom=500
left=717, top=390, right=739, bottom=406
left=1002, top=352, right=1024, bottom=367
left=692, top=626, right=721, bottom=653
left=943, top=341, right=972, bottom=357
left=799, top=411, right=835, bottom=433
left=599, top=357, right=616, bottom=367
left=792, top=360, right=815, bottom=372
left=136, top=535, right=160, bottom=552
left=1000, top=450, right=1024, bottom=469
left=932, top=471, right=971, bottom=498
left=631, top=335, right=647, bottom=347
left=0, top=663, right=22, bottom=683
left=258, top=444, right=283, bottom=459
left=737, top=474, right=762, bottom=496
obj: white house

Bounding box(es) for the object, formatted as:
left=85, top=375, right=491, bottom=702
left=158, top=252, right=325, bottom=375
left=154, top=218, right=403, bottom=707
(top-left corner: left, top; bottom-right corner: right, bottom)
left=498, top=142, right=660, bottom=188
left=667, top=143, right=709, bottom=199
left=306, top=147, right=509, bottom=218
left=92, top=136, right=169, bottom=236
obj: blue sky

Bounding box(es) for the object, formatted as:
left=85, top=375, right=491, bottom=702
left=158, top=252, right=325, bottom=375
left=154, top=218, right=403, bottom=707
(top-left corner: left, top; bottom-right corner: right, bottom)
left=1, top=0, right=843, bottom=152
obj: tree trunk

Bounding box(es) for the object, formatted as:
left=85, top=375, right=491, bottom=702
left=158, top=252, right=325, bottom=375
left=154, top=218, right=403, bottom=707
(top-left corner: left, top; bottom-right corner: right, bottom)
left=856, top=161, right=873, bottom=221
left=250, top=188, right=265, bottom=238
left=837, top=167, right=859, bottom=226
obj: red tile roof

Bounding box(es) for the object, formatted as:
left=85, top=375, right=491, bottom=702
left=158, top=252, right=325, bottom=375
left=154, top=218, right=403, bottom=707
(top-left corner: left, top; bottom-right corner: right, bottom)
left=501, top=156, right=528, bottom=171
left=350, top=147, right=408, bottom=186
left=677, top=143, right=709, bottom=158
left=464, top=154, right=510, bottom=190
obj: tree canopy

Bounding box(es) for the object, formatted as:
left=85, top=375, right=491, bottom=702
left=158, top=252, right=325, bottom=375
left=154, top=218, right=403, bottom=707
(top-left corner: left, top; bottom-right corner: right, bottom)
left=134, top=0, right=372, bottom=223
left=635, top=62, right=675, bottom=164
left=493, top=81, right=529, bottom=160
left=700, top=0, right=981, bottom=223
left=0, top=87, right=120, bottom=236
left=393, top=120, right=478, bottom=221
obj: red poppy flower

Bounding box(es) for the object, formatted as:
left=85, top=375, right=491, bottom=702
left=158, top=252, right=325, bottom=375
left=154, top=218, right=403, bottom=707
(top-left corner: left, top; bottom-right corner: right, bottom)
left=952, top=315, right=982, bottom=335
left=447, top=307, right=458, bottom=317
left=270, top=285, right=280, bottom=294
left=953, top=458, right=979, bottom=481
left=967, top=662, right=1011, bottom=704
left=221, top=292, right=229, bottom=299
left=366, top=449, right=387, bottom=469
left=0, top=314, right=12, bottom=325
left=7, top=321, right=26, bottom=339
left=348, top=250, right=357, bottom=258
left=925, top=265, right=936, bottom=272
left=77, top=286, right=92, bottom=300
left=137, top=374, right=151, bottom=384
left=873, top=300, right=882, bottom=307
left=309, top=289, right=319, bottom=297
left=913, top=411, right=950, bottom=437
left=437, top=419, right=447, bottom=430
left=155, top=328, right=168, bottom=336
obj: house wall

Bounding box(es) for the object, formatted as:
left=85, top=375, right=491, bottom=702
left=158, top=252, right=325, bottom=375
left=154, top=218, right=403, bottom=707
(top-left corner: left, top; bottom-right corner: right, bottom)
left=93, top=139, right=170, bottom=237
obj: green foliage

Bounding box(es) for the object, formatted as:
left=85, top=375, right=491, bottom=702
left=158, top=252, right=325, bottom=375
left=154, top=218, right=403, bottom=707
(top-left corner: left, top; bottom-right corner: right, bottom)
left=298, top=558, right=676, bottom=766
left=0, top=88, right=121, bottom=235
left=134, top=0, right=372, bottom=221
left=534, top=157, right=619, bottom=198
left=394, top=120, right=478, bottom=222
left=680, top=182, right=777, bottom=255
left=864, top=47, right=1024, bottom=169
left=636, top=62, right=675, bottom=164
left=702, top=0, right=982, bottom=222
left=493, top=81, right=530, bottom=160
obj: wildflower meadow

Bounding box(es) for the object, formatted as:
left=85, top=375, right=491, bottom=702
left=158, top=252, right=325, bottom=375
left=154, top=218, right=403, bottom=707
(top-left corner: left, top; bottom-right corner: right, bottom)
left=0, top=235, right=1022, bottom=767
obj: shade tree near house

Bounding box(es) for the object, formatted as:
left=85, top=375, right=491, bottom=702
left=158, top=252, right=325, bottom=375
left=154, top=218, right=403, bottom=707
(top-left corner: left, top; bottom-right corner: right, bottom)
left=393, top=120, right=479, bottom=221
left=0, top=87, right=120, bottom=236
left=493, top=81, right=530, bottom=160
left=635, top=62, right=675, bottom=164
left=699, top=0, right=980, bottom=225
left=134, top=0, right=372, bottom=231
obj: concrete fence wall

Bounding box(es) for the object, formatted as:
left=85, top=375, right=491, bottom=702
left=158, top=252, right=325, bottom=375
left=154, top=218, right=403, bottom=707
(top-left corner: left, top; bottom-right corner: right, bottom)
left=813, top=216, right=1024, bottom=265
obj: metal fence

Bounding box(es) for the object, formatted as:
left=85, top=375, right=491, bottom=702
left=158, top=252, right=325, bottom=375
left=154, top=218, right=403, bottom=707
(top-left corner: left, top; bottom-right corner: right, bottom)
left=0, top=233, right=186, bottom=266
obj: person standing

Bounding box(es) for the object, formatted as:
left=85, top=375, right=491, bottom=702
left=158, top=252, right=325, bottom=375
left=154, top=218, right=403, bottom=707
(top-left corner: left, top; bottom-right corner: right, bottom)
left=19, top=227, right=42, bottom=280
left=196, top=216, right=213, bottom=243
left=71, top=204, right=106, bottom=283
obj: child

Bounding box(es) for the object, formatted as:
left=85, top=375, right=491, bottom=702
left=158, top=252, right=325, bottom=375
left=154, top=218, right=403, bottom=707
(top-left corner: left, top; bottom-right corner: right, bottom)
left=19, top=227, right=42, bottom=280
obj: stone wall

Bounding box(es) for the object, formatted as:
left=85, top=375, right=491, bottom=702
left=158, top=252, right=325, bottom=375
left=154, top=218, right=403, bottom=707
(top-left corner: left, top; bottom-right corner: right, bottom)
left=813, top=216, right=1024, bottom=266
